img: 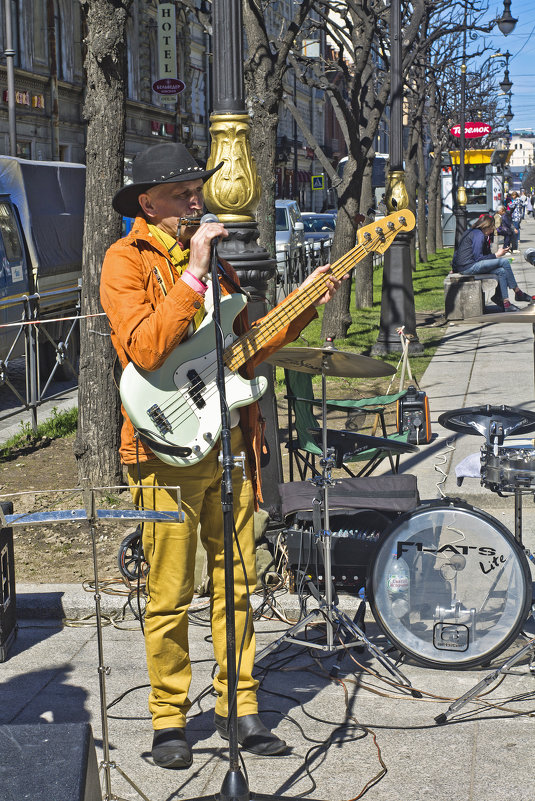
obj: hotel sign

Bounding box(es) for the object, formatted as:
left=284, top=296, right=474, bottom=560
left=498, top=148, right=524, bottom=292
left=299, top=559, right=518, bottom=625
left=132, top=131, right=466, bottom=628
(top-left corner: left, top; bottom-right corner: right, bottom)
left=157, top=3, right=178, bottom=104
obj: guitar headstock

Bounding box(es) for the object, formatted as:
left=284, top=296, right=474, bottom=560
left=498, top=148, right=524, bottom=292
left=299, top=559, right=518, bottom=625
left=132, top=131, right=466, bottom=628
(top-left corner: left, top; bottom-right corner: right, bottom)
left=356, top=209, right=416, bottom=254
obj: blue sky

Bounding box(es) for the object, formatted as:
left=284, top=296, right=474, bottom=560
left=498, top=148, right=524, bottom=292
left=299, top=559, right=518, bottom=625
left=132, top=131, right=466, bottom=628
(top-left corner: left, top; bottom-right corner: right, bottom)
left=481, top=0, right=534, bottom=132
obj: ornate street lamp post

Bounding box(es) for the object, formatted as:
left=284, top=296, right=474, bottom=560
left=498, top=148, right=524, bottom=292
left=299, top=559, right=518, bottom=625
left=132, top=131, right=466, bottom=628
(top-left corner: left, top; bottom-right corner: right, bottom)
left=203, top=0, right=283, bottom=511
left=454, top=1, right=469, bottom=246
left=3, top=0, right=17, bottom=156
left=372, top=0, right=422, bottom=355
left=454, top=1, right=517, bottom=246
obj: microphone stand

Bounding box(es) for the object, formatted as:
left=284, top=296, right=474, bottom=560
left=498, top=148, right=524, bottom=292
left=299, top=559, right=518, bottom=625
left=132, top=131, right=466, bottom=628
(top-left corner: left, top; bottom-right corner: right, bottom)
left=210, top=233, right=248, bottom=801
left=190, top=237, right=326, bottom=801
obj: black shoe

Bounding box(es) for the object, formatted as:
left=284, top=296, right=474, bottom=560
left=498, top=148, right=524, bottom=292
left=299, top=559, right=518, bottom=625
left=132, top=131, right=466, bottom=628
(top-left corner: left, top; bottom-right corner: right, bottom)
left=490, top=292, right=504, bottom=309
left=214, top=713, right=287, bottom=756
left=514, top=290, right=535, bottom=303
left=503, top=302, right=520, bottom=312
left=152, top=727, right=192, bottom=769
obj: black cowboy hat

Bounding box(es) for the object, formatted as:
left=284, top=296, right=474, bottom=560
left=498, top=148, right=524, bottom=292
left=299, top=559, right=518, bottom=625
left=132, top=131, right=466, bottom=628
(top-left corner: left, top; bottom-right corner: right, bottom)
left=112, top=142, right=223, bottom=218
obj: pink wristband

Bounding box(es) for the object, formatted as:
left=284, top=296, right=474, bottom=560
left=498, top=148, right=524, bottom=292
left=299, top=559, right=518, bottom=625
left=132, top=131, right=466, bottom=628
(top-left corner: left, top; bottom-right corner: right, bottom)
left=181, top=270, right=207, bottom=295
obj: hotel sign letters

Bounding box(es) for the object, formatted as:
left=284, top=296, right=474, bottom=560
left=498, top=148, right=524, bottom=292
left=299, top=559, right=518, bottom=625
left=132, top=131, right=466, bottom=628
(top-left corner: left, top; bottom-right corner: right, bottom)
left=156, top=3, right=178, bottom=104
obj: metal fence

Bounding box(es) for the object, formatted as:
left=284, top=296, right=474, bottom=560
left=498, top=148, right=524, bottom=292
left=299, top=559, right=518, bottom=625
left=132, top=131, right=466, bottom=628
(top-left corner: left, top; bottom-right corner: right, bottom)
left=0, top=286, right=81, bottom=433
left=276, top=239, right=384, bottom=297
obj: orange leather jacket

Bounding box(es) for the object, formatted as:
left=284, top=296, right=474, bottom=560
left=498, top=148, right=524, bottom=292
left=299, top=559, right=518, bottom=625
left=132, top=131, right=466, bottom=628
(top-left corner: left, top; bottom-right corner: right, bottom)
left=100, top=216, right=317, bottom=505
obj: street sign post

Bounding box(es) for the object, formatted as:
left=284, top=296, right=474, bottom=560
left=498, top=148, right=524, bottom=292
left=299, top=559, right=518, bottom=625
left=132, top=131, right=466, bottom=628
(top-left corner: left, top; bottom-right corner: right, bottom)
left=311, top=175, right=324, bottom=190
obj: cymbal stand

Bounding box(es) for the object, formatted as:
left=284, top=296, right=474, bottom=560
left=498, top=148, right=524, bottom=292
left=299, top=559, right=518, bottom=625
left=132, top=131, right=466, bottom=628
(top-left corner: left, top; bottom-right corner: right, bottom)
left=258, top=350, right=413, bottom=690
left=1, top=485, right=183, bottom=801
left=435, top=634, right=535, bottom=725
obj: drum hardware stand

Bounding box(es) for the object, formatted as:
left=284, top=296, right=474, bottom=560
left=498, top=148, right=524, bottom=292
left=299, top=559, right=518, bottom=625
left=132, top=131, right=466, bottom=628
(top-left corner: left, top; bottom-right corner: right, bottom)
left=257, top=348, right=414, bottom=693
left=435, top=634, right=535, bottom=725
left=1, top=484, right=183, bottom=801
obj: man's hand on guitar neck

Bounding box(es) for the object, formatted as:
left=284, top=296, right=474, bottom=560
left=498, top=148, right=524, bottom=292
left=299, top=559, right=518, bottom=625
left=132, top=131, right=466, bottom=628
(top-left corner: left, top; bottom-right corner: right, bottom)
left=300, top=264, right=348, bottom=306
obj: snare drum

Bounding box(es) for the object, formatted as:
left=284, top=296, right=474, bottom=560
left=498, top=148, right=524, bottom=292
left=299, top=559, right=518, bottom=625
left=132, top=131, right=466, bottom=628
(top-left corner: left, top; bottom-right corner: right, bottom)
left=368, top=499, right=532, bottom=669
left=480, top=444, right=535, bottom=492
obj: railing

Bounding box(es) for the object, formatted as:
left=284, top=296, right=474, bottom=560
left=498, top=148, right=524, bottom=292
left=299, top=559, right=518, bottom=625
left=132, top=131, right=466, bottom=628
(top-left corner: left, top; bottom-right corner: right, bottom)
left=276, top=239, right=384, bottom=294
left=0, top=285, right=81, bottom=433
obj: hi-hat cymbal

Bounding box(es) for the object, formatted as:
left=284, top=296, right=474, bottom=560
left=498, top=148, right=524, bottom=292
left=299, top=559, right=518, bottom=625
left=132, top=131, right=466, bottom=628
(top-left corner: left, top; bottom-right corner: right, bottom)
left=465, top=307, right=535, bottom=324
left=265, top=346, right=395, bottom=378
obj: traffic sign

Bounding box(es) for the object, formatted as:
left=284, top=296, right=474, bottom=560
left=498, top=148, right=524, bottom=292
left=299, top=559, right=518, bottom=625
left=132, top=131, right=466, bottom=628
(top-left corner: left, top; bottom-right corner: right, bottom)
left=450, top=122, right=492, bottom=139
left=153, top=78, right=185, bottom=95
left=311, top=175, right=324, bottom=190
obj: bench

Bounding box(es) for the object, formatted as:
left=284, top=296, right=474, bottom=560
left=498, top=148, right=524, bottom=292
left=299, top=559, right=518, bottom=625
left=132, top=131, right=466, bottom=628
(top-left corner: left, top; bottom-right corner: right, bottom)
left=444, top=272, right=500, bottom=320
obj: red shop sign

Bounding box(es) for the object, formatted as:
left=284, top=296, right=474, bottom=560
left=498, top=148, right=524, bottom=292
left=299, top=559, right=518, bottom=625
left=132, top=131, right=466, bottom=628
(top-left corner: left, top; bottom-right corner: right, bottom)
left=450, top=122, right=492, bottom=139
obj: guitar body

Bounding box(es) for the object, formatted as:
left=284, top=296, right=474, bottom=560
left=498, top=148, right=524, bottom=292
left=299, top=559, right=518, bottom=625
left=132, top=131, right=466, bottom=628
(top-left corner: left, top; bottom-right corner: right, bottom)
left=120, top=294, right=268, bottom=466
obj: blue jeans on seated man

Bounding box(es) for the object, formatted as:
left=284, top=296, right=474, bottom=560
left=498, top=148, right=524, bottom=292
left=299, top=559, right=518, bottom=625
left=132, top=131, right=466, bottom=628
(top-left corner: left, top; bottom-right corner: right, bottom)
left=460, top=258, right=515, bottom=303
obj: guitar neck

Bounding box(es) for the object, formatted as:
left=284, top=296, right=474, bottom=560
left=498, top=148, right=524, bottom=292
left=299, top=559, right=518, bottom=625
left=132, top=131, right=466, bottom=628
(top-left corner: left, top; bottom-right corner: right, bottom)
left=224, top=209, right=414, bottom=372
left=224, top=239, right=368, bottom=373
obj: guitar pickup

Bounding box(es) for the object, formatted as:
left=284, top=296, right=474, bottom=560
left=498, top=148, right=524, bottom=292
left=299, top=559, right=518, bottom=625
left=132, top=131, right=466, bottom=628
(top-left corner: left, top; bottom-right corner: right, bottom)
left=147, top=404, right=172, bottom=435
left=187, top=369, right=206, bottom=409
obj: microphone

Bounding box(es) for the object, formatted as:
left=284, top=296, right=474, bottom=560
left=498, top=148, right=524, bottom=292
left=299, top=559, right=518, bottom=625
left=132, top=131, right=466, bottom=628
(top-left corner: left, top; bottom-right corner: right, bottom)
left=200, top=212, right=220, bottom=225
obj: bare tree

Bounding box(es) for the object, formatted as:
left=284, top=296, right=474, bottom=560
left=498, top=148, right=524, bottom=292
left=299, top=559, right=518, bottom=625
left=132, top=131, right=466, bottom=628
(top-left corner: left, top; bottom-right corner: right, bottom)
left=242, top=0, right=316, bottom=264
left=74, top=0, right=132, bottom=487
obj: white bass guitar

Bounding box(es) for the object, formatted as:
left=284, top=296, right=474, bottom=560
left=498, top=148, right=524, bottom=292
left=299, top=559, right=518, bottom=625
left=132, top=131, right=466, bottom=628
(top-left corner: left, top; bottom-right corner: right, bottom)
left=119, top=210, right=415, bottom=466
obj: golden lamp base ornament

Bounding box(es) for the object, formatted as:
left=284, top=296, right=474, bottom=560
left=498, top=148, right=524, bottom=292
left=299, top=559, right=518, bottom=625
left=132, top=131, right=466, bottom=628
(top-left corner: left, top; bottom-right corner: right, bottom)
left=203, top=113, right=261, bottom=222
left=457, top=185, right=468, bottom=207
left=385, top=170, right=409, bottom=213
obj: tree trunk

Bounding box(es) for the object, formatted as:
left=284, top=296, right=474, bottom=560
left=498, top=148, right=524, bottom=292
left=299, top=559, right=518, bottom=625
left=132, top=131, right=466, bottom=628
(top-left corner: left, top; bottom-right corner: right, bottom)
left=436, top=181, right=444, bottom=250
left=74, top=0, right=132, bottom=488
left=427, top=155, right=441, bottom=254
left=417, top=130, right=428, bottom=264
left=355, top=159, right=374, bottom=308
left=320, top=166, right=362, bottom=340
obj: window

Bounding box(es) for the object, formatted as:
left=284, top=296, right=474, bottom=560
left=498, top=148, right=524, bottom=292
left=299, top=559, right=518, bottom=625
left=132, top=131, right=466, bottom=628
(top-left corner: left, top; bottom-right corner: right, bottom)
left=32, top=0, right=47, bottom=63
left=0, top=202, right=23, bottom=264
left=275, top=208, right=289, bottom=231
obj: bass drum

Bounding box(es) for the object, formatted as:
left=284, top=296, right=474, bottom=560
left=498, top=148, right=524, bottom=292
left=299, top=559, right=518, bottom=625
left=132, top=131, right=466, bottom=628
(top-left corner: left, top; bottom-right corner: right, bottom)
left=368, top=499, right=532, bottom=669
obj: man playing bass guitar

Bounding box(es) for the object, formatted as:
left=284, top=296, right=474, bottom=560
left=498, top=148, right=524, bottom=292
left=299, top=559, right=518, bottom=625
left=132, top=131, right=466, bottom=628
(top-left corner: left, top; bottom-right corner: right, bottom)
left=100, top=142, right=344, bottom=770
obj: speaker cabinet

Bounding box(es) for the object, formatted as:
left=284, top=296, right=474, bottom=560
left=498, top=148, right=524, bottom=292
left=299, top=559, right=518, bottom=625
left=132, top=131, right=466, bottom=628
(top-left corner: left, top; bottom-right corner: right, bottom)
left=0, top=501, right=16, bottom=662
left=0, top=723, right=101, bottom=801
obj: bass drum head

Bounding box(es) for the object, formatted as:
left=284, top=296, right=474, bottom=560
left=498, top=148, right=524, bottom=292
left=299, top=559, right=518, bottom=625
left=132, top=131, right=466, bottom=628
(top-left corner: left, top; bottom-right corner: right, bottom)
left=368, top=500, right=532, bottom=669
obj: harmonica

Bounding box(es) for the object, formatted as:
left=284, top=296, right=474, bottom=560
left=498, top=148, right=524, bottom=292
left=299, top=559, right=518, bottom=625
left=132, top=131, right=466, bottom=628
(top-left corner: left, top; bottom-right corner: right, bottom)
left=178, top=216, right=202, bottom=228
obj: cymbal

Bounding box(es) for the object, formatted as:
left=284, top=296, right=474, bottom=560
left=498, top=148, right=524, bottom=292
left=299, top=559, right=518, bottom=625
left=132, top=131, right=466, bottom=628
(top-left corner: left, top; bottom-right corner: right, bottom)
left=265, top=346, right=396, bottom=378
left=308, top=428, right=418, bottom=468
left=465, top=307, right=535, bottom=324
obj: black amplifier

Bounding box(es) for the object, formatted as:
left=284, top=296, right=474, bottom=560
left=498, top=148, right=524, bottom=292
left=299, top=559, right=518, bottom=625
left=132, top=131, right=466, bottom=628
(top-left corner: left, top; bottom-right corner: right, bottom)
left=285, top=508, right=393, bottom=591
left=0, top=501, right=16, bottom=662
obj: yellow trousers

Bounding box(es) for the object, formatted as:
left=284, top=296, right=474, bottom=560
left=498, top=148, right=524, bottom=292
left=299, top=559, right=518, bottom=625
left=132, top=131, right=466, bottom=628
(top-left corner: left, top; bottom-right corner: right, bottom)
left=128, top=427, right=259, bottom=730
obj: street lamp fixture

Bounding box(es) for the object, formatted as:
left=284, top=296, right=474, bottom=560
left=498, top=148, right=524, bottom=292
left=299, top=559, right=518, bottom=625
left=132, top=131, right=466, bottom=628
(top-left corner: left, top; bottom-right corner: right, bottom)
left=497, top=51, right=513, bottom=93
left=496, top=0, right=518, bottom=36
left=500, top=69, right=513, bottom=93
left=504, top=105, right=514, bottom=125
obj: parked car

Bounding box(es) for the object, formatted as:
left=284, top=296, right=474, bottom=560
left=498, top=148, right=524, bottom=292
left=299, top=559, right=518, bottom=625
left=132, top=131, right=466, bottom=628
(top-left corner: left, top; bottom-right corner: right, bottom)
left=0, top=156, right=84, bottom=376
left=275, top=199, right=305, bottom=276
left=301, top=212, right=336, bottom=246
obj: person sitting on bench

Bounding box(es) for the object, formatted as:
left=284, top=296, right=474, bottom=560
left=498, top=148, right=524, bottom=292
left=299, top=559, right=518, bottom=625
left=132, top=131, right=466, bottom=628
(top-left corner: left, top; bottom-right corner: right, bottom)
left=451, top=214, right=534, bottom=312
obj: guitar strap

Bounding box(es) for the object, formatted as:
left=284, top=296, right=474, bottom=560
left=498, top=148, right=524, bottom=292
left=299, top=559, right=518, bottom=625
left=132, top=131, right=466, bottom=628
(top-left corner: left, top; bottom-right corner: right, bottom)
left=134, top=426, right=192, bottom=458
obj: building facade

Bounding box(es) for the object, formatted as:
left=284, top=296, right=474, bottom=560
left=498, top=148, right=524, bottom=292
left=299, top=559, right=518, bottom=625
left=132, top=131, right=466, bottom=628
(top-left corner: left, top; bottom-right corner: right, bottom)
left=0, top=0, right=326, bottom=208
left=0, top=0, right=209, bottom=168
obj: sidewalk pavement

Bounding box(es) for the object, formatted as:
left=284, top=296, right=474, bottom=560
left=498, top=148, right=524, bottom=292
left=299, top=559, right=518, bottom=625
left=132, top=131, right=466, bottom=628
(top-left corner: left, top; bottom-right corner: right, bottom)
left=3, top=219, right=535, bottom=800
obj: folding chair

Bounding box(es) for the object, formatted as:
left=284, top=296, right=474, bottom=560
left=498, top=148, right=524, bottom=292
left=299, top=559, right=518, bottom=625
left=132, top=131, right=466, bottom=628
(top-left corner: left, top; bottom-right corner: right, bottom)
left=283, top=368, right=411, bottom=481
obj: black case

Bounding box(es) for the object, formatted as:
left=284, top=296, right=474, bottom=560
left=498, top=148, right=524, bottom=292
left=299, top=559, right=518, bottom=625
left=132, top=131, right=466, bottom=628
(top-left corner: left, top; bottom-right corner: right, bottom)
left=279, top=476, right=419, bottom=592
left=0, top=501, right=16, bottom=662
